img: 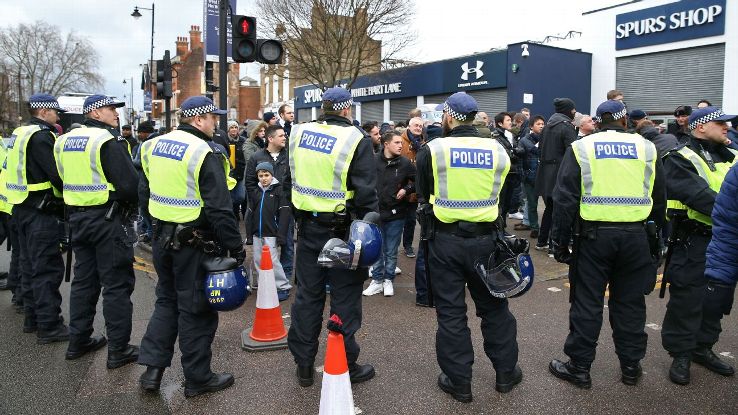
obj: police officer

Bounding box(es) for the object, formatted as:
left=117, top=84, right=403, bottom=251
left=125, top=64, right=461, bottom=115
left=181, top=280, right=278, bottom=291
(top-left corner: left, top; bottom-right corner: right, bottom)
left=287, top=87, right=377, bottom=387
left=0, top=133, right=16, bottom=297
left=548, top=100, right=666, bottom=388
left=137, top=96, right=243, bottom=397
left=415, top=92, right=521, bottom=403
left=5, top=94, right=67, bottom=342
left=661, top=106, right=738, bottom=385
left=54, top=95, right=139, bottom=366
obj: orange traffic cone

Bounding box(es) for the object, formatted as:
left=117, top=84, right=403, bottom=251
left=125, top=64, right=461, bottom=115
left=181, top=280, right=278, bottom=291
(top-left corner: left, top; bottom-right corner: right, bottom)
left=319, top=314, right=355, bottom=415
left=249, top=245, right=287, bottom=342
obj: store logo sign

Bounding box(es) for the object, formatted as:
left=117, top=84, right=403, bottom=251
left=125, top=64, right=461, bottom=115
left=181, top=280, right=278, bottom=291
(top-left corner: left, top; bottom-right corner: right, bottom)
left=615, top=0, right=725, bottom=50
left=461, top=61, right=484, bottom=81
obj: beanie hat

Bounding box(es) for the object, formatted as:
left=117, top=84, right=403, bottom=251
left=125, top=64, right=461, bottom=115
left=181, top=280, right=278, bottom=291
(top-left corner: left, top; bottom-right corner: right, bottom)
left=553, top=98, right=576, bottom=116
left=255, top=161, right=274, bottom=176
left=227, top=120, right=239, bottom=129
left=263, top=112, right=276, bottom=123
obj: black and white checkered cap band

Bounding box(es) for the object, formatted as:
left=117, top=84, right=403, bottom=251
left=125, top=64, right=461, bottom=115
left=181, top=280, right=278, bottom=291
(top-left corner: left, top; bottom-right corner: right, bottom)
left=594, top=107, right=627, bottom=123
left=29, top=101, right=62, bottom=110
left=181, top=104, right=218, bottom=118
left=83, top=97, right=118, bottom=114
left=330, top=98, right=353, bottom=111
left=444, top=102, right=468, bottom=121
left=689, top=109, right=725, bottom=130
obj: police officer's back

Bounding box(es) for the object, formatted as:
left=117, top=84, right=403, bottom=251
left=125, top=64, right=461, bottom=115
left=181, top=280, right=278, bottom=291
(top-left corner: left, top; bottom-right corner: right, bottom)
left=287, top=87, right=378, bottom=388
left=548, top=99, right=665, bottom=389
left=660, top=106, right=738, bottom=385
left=5, top=94, right=67, bottom=342
left=137, top=96, right=243, bottom=397
left=415, top=92, right=523, bottom=403
left=54, top=94, right=140, bottom=366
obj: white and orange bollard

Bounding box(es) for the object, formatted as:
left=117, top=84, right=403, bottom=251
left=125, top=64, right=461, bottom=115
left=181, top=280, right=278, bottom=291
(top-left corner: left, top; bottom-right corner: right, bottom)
left=319, top=314, right=356, bottom=415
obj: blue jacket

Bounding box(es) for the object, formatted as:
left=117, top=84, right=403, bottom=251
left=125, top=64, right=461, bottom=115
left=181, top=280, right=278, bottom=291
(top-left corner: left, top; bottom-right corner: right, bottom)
left=705, top=162, right=738, bottom=285
left=517, top=132, right=540, bottom=183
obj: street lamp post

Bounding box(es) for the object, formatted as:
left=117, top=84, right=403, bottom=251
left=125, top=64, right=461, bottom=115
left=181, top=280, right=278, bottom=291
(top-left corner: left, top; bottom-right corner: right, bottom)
left=122, top=77, right=134, bottom=125
left=132, top=3, right=155, bottom=89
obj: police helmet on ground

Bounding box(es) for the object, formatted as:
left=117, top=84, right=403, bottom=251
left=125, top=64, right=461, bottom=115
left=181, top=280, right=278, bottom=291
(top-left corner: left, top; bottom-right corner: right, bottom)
left=474, top=237, right=534, bottom=298
left=203, top=256, right=251, bottom=311
left=318, top=212, right=382, bottom=269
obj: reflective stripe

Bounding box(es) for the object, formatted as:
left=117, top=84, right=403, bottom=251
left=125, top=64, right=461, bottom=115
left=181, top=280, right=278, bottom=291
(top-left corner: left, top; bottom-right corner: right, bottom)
left=433, top=197, right=498, bottom=209
left=89, top=130, right=110, bottom=186
left=293, top=183, right=350, bottom=200
left=6, top=182, right=51, bottom=192
left=679, top=148, right=711, bottom=182
left=62, top=183, right=108, bottom=192
left=428, top=141, right=448, bottom=199
left=11, top=126, right=40, bottom=186
left=332, top=128, right=364, bottom=192
left=150, top=192, right=202, bottom=207
left=185, top=146, right=209, bottom=199
left=581, top=195, right=652, bottom=205
left=491, top=145, right=508, bottom=200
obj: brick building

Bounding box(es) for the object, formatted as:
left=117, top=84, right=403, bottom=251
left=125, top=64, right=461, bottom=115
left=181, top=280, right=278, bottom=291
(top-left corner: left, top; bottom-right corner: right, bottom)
left=149, top=25, right=261, bottom=128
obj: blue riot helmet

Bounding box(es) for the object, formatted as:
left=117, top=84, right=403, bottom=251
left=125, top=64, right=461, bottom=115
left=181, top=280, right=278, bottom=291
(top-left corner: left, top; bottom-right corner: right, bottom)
left=203, top=256, right=251, bottom=311
left=318, top=212, right=383, bottom=269
left=474, top=237, right=534, bottom=298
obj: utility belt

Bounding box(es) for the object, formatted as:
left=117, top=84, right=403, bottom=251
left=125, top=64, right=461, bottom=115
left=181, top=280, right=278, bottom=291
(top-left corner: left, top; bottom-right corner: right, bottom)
left=579, top=220, right=645, bottom=240
left=28, top=192, right=64, bottom=218
left=435, top=220, right=498, bottom=238
left=154, top=220, right=220, bottom=253
left=675, top=219, right=712, bottom=238
left=68, top=200, right=131, bottom=222
left=297, top=209, right=352, bottom=230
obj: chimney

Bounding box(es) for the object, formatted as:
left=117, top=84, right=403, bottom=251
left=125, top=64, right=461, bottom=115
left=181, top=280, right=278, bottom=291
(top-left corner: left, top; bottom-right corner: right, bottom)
left=176, top=36, right=189, bottom=57
left=189, top=25, right=202, bottom=50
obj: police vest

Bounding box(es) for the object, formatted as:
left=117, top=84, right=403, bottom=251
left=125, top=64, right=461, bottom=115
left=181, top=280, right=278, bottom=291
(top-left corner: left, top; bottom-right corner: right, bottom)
left=289, top=122, right=364, bottom=213
left=141, top=129, right=230, bottom=223
left=571, top=131, right=657, bottom=222
left=5, top=125, right=56, bottom=204
left=427, top=136, right=510, bottom=223
left=54, top=127, right=116, bottom=207
left=666, top=146, right=738, bottom=226
left=0, top=137, right=12, bottom=214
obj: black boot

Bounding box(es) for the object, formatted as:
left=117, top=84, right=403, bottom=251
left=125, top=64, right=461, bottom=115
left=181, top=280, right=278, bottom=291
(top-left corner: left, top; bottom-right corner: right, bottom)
left=65, top=336, right=108, bottom=360
left=437, top=372, right=472, bottom=403
left=496, top=365, right=523, bottom=393
left=140, top=366, right=165, bottom=391
left=549, top=359, right=591, bottom=389
left=184, top=373, right=234, bottom=398
left=0, top=276, right=8, bottom=290
left=107, top=345, right=139, bottom=369
left=23, top=315, right=37, bottom=333
left=692, top=347, right=735, bottom=376
left=620, top=362, right=642, bottom=386
left=669, top=355, right=691, bottom=385
left=37, top=324, right=69, bottom=345
left=296, top=365, right=314, bottom=387
left=348, top=362, right=375, bottom=384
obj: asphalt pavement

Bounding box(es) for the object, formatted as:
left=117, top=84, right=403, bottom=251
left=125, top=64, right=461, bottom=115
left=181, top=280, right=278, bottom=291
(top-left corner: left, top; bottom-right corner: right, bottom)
left=1, top=220, right=737, bottom=415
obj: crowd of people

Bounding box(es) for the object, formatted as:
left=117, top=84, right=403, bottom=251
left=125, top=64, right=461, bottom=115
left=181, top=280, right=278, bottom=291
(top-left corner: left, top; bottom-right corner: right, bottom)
left=0, top=86, right=737, bottom=403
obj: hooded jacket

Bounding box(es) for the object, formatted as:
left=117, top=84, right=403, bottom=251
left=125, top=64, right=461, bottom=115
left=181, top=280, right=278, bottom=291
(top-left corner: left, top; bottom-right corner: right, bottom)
left=638, top=126, right=679, bottom=159
left=245, top=176, right=290, bottom=243
left=705, top=163, right=738, bottom=285
left=535, top=112, right=577, bottom=199
left=375, top=151, right=416, bottom=222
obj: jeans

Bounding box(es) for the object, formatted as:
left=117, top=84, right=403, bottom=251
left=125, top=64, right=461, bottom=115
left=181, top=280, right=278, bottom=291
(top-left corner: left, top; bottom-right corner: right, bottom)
left=230, top=180, right=245, bottom=219
left=507, top=174, right=522, bottom=214
left=371, top=219, right=405, bottom=281
left=403, top=204, right=418, bottom=249
left=280, top=219, right=294, bottom=280
left=523, top=181, right=539, bottom=230
left=414, top=242, right=429, bottom=303
left=140, top=207, right=153, bottom=238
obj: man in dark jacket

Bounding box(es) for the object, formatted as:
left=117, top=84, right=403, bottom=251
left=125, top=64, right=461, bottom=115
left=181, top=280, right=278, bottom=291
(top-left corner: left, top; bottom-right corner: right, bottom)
left=667, top=105, right=692, bottom=144
left=636, top=120, right=679, bottom=159
left=363, top=131, right=415, bottom=297
left=492, top=112, right=523, bottom=234
left=245, top=124, right=293, bottom=296
left=225, top=121, right=246, bottom=219
left=535, top=98, right=578, bottom=250
left=517, top=115, right=545, bottom=238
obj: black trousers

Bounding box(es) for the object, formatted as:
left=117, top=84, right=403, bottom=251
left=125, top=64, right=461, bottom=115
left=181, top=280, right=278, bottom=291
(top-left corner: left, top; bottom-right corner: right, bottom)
left=288, top=220, right=366, bottom=366
left=68, top=208, right=135, bottom=350
left=537, top=197, right=554, bottom=247
left=661, top=234, right=723, bottom=355
left=15, top=205, right=64, bottom=329
left=427, top=231, right=519, bottom=385
left=6, top=214, right=21, bottom=295
left=564, top=227, right=652, bottom=365
left=138, top=241, right=218, bottom=384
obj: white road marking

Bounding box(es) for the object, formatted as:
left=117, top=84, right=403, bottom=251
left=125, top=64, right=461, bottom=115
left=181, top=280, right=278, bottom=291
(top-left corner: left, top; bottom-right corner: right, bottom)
left=719, top=352, right=735, bottom=359
left=646, top=323, right=661, bottom=331
left=355, top=407, right=363, bottom=414
left=547, top=287, right=562, bottom=292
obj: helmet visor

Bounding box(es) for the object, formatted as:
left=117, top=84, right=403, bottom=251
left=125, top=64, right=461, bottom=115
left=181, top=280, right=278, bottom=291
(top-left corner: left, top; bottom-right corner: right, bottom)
left=318, top=238, right=354, bottom=269
left=475, top=254, right=533, bottom=298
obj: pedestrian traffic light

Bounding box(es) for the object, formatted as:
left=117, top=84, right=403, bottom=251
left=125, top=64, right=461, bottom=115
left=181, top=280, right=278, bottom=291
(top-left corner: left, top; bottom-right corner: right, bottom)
left=205, top=61, right=218, bottom=93
left=154, top=50, right=173, bottom=98
left=257, top=39, right=284, bottom=65
left=232, top=15, right=257, bottom=63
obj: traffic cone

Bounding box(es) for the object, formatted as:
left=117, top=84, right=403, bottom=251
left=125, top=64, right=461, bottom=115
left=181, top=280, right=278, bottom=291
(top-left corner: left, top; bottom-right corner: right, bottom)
left=319, top=314, right=355, bottom=415
left=249, top=245, right=287, bottom=342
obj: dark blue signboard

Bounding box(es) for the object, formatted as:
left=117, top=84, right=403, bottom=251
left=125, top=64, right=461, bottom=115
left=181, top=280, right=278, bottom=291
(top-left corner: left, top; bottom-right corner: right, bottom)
left=203, top=0, right=237, bottom=62
left=615, top=0, right=726, bottom=50
left=143, top=91, right=152, bottom=112
left=294, top=50, right=506, bottom=109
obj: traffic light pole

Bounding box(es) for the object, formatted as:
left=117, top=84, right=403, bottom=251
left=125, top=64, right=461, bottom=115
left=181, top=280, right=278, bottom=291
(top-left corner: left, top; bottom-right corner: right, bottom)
left=165, top=96, right=171, bottom=131
left=218, top=0, right=228, bottom=129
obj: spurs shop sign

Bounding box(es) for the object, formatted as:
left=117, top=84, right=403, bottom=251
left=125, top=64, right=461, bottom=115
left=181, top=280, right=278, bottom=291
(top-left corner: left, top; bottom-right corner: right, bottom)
left=615, top=0, right=726, bottom=50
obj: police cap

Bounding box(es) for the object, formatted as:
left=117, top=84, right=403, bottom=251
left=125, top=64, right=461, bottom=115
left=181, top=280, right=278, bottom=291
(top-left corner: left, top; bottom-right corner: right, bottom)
left=180, top=96, right=227, bottom=118
left=28, top=93, right=66, bottom=113
left=688, top=107, right=736, bottom=130
left=594, top=99, right=627, bottom=123
left=321, top=87, right=353, bottom=111
left=83, top=94, right=125, bottom=114
left=443, top=92, right=478, bottom=121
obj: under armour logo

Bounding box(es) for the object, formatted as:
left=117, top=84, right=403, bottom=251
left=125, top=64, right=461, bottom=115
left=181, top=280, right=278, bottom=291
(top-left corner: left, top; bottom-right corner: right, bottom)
left=461, top=61, right=484, bottom=81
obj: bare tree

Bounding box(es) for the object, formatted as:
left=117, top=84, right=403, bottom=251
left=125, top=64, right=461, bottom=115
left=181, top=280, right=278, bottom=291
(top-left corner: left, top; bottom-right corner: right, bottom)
left=0, top=21, right=104, bottom=98
left=256, top=0, right=416, bottom=90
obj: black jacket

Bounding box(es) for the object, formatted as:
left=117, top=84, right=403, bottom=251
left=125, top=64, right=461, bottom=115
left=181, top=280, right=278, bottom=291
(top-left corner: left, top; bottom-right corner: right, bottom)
left=245, top=147, right=291, bottom=200
left=294, top=115, right=378, bottom=219
left=638, top=126, right=679, bottom=159
left=245, top=178, right=290, bottom=243
left=550, top=127, right=667, bottom=245
left=21, top=118, right=64, bottom=208
left=82, top=119, right=139, bottom=206
left=517, top=131, right=541, bottom=183
left=375, top=152, right=415, bottom=222
left=139, top=124, right=242, bottom=252
left=492, top=127, right=524, bottom=174
left=535, top=112, right=578, bottom=199
left=663, top=135, right=736, bottom=219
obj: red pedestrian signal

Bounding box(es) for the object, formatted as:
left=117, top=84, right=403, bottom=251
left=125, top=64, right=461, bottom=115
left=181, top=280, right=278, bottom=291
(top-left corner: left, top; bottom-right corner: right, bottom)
left=232, top=15, right=257, bottom=62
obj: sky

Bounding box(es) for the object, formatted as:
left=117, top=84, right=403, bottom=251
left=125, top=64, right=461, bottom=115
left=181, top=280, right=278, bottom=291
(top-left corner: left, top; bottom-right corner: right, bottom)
left=0, top=0, right=621, bottom=111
